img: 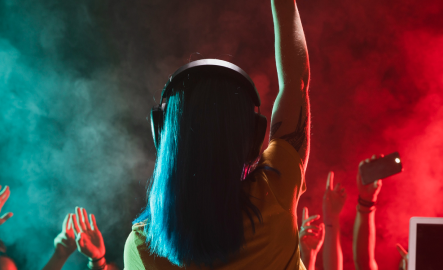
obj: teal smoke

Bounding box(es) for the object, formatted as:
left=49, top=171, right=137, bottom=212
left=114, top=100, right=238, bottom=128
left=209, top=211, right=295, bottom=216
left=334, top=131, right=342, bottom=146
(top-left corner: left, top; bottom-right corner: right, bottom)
left=0, top=1, right=150, bottom=268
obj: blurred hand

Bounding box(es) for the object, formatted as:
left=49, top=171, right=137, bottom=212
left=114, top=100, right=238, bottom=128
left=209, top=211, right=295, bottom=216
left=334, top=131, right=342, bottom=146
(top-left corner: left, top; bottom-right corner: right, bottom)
left=396, top=243, right=408, bottom=270
left=300, top=207, right=325, bottom=256
left=72, top=207, right=105, bottom=260
left=54, top=213, right=77, bottom=259
left=357, top=155, right=383, bottom=202
left=323, top=171, right=347, bottom=224
left=0, top=185, right=13, bottom=225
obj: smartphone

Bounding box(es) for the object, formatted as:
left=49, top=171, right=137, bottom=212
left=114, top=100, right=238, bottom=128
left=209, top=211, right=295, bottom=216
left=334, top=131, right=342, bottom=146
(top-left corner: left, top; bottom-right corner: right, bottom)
left=359, top=152, right=404, bottom=185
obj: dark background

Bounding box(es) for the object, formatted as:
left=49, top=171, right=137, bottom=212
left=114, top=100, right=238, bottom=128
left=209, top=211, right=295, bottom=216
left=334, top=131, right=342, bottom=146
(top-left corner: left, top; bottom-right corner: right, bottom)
left=1, top=0, right=442, bottom=269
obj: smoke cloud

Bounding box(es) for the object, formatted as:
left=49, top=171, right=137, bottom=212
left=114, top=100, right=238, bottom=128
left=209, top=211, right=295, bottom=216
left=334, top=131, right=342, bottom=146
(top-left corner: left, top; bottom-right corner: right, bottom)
left=0, top=0, right=442, bottom=269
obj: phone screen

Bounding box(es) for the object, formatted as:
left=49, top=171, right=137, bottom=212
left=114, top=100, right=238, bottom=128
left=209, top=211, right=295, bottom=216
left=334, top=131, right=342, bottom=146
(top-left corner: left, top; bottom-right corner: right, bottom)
left=359, top=152, right=403, bottom=185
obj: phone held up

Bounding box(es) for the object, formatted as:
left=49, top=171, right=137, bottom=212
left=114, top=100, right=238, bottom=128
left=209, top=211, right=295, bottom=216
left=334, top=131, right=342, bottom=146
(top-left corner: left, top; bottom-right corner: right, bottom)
left=359, top=152, right=404, bottom=185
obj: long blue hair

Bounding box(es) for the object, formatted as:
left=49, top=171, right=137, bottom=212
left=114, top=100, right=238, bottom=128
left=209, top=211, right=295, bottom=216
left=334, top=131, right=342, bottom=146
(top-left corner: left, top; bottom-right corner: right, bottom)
left=135, top=75, right=263, bottom=267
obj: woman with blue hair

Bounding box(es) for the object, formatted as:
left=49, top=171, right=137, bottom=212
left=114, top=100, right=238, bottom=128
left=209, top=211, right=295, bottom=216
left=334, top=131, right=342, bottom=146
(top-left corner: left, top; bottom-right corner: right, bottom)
left=124, top=0, right=311, bottom=269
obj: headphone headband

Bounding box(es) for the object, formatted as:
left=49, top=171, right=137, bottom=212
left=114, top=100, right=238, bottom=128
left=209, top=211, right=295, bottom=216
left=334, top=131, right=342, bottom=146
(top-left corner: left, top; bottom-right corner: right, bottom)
left=160, top=59, right=261, bottom=107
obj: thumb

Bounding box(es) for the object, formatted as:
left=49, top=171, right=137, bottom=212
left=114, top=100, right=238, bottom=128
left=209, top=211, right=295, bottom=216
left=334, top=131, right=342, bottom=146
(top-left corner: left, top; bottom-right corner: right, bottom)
left=396, top=243, right=408, bottom=257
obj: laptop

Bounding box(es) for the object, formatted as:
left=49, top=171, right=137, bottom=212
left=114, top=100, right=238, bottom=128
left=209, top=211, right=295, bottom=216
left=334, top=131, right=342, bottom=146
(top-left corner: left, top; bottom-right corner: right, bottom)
left=408, top=217, right=443, bottom=270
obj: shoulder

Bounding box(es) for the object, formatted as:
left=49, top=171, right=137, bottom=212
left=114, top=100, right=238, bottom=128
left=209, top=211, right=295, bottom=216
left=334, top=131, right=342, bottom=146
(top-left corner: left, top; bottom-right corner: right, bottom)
left=124, top=222, right=148, bottom=269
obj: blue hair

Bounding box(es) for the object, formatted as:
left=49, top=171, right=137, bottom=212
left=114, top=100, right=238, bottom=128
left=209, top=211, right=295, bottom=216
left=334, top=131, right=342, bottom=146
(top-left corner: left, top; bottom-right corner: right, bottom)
left=135, top=75, right=267, bottom=267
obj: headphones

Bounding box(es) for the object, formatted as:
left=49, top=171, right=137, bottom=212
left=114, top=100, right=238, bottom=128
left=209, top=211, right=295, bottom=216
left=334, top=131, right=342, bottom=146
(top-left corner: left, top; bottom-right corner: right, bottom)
left=150, top=59, right=267, bottom=163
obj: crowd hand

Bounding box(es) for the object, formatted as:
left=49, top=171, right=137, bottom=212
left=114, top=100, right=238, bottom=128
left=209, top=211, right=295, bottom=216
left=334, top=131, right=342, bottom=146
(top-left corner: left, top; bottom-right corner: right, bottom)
left=300, top=207, right=325, bottom=256
left=323, top=171, right=346, bottom=224
left=396, top=244, right=408, bottom=270
left=72, top=207, right=106, bottom=260
left=357, top=155, right=383, bottom=202
left=0, top=185, right=13, bottom=225
left=54, top=213, right=77, bottom=259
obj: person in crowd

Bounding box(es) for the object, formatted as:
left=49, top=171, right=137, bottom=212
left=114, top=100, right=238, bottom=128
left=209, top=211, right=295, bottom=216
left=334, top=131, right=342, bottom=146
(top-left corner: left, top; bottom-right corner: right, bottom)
left=353, top=155, right=382, bottom=270
left=353, top=155, right=410, bottom=270
left=0, top=185, right=17, bottom=270
left=124, top=0, right=311, bottom=268
left=299, top=207, right=324, bottom=269
left=323, top=172, right=346, bottom=270
left=43, top=207, right=111, bottom=270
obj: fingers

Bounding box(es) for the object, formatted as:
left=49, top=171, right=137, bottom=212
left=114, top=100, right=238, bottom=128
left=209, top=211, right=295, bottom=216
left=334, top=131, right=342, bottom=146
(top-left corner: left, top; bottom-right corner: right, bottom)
left=0, top=212, right=13, bottom=225
left=326, top=171, right=334, bottom=191
left=396, top=243, right=408, bottom=258
left=0, top=186, right=10, bottom=210
left=302, top=214, right=320, bottom=227
left=76, top=207, right=87, bottom=231
left=302, top=207, right=308, bottom=222
left=83, top=208, right=91, bottom=231
left=302, top=225, right=321, bottom=231
left=90, top=214, right=98, bottom=231
left=72, top=212, right=82, bottom=235
left=62, top=213, right=70, bottom=232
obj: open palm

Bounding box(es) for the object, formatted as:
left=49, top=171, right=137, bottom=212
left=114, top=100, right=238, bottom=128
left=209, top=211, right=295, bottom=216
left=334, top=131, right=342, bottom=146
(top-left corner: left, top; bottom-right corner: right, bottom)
left=72, top=207, right=105, bottom=260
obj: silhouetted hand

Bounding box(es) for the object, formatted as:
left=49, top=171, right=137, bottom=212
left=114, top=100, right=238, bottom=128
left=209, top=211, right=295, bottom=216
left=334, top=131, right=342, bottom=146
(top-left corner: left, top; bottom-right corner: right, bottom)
left=54, top=213, right=77, bottom=259
left=300, top=207, right=325, bottom=257
left=0, top=186, right=13, bottom=225
left=357, top=155, right=383, bottom=202
left=323, top=171, right=347, bottom=224
left=396, top=243, right=408, bottom=270
left=72, top=207, right=106, bottom=260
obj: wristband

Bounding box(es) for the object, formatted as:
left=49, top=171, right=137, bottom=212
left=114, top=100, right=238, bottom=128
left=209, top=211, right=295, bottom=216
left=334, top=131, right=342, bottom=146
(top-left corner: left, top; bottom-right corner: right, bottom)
left=358, top=196, right=376, bottom=208
left=357, top=204, right=376, bottom=214
left=89, top=255, right=105, bottom=262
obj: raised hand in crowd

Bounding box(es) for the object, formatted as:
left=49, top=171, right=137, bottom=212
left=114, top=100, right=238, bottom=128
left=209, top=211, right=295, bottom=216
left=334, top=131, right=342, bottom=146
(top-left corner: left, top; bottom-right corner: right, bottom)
left=322, top=172, right=346, bottom=270
left=72, top=207, right=107, bottom=270
left=396, top=243, right=408, bottom=270
left=42, top=213, right=77, bottom=270
left=299, top=207, right=325, bottom=270
left=0, top=186, right=13, bottom=226
left=353, top=155, right=383, bottom=270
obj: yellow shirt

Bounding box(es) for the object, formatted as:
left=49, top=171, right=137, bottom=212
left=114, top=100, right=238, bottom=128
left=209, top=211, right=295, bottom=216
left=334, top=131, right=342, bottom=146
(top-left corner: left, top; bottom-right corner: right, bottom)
left=124, top=139, right=307, bottom=269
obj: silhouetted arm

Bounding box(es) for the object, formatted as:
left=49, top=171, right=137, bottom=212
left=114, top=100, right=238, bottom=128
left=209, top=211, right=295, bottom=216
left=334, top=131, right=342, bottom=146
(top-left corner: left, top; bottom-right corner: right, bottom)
left=270, top=0, right=310, bottom=170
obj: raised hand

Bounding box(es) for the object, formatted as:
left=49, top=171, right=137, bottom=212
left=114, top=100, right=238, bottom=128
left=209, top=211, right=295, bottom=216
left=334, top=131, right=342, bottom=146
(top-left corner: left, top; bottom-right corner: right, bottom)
left=0, top=185, right=13, bottom=225
left=300, top=207, right=325, bottom=257
left=396, top=243, right=408, bottom=270
left=357, top=155, right=383, bottom=202
left=54, top=213, right=77, bottom=259
left=72, top=207, right=106, bottom=260
left=323, top=172, right=347, bottom=224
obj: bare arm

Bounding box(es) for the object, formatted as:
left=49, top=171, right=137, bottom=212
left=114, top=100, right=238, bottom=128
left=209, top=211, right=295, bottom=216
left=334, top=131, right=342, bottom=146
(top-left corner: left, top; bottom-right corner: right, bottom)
left=353, top=208, right=378, bottom=270
left=322, top=172, right=345, bottom=270
left=270, top=0, right=310, bottom=170
left=353, top=156, right=382, bottom=270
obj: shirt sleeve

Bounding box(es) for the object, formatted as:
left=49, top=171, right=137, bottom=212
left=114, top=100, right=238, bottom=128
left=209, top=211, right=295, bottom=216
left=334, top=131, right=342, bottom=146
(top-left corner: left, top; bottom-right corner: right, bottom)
left=124, top=229, right=147, bottom=270
left=255, top=138, right=306, bottom=213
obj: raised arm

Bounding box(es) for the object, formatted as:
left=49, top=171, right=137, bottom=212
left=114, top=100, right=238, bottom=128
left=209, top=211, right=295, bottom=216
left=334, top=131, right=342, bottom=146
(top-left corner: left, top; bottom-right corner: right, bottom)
left=270, top=0, right=310, bottom=170
left=322, top=172, right=346, bottom=270
left=353, top=156, right=382, bottom=270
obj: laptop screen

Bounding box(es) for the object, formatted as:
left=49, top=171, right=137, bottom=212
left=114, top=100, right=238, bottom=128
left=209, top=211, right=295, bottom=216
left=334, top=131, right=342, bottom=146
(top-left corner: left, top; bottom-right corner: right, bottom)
left=415, top=223, right=443, bottom=269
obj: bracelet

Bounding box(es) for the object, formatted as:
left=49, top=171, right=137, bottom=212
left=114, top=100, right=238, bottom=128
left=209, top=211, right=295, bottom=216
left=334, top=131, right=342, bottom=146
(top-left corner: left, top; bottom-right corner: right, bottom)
left=357, top=204, right=376, bottom=214
left=89, top=255, right=105, bottom=262
left=358, top=196, right=376, bottom=208
left=88, top=255, right=107, bottom=270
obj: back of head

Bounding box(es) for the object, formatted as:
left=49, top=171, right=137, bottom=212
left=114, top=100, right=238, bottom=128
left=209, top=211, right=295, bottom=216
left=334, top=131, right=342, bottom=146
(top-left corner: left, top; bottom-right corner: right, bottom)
left=137, top=74, right=259, bottom=267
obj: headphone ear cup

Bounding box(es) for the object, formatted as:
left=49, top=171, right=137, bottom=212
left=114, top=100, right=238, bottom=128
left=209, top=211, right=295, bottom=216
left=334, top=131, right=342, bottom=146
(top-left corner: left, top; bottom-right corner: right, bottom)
left=247, top=113, right=267, bottom=163
left=150, top=107, right=164, bottom=151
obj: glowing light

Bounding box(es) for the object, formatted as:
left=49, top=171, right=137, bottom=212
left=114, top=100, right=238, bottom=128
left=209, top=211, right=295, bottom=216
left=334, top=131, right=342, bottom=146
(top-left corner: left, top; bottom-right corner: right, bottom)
left=395, top=158, right=401, bottom=163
